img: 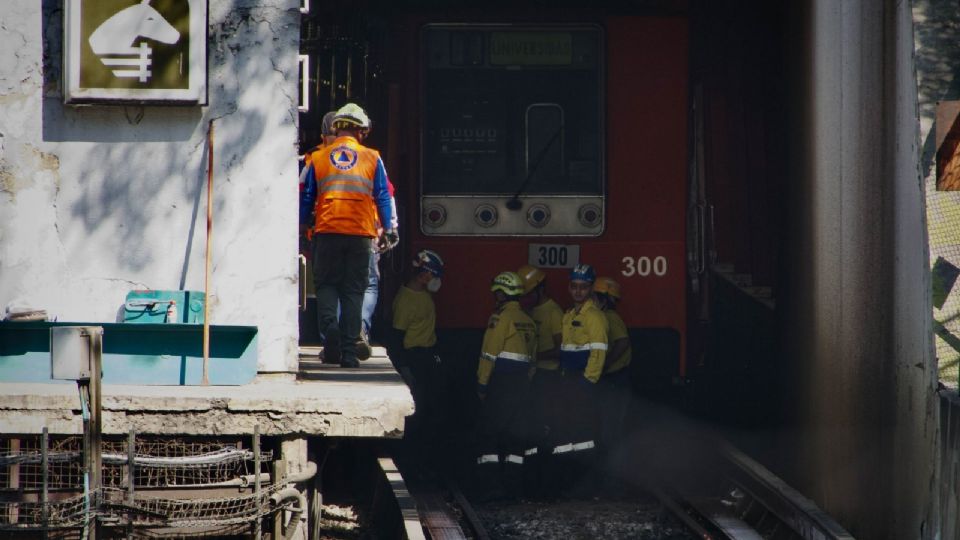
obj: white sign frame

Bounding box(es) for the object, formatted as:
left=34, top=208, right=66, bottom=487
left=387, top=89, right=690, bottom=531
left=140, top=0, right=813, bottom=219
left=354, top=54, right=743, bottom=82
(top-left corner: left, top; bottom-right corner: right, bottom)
left=64, top=0, right=208, bottom=104
left=298, top=54, right=310, bottom=112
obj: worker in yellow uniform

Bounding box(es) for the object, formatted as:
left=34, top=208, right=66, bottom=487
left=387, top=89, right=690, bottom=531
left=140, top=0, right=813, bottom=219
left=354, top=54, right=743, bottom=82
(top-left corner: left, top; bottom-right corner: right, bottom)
left=594, top=276, right=632, bottom=457
left=556, top=264, right=607, bottom=493
left=390, top=250, right=445, bottom=446
left=476, top=271, right=538, bottom=495
left=517, top=264, right=564, bottom=496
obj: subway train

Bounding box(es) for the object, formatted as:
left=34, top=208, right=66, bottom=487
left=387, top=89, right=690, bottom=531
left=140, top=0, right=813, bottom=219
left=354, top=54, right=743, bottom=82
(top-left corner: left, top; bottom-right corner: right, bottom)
left=300, top=7, right=696, bottom=392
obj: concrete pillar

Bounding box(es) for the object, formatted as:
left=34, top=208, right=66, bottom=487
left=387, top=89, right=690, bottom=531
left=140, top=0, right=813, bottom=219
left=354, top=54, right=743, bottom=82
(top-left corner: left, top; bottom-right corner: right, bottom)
left=782, top=0, right=938, bottom=537
left=278, top=437, right=311, bottom=540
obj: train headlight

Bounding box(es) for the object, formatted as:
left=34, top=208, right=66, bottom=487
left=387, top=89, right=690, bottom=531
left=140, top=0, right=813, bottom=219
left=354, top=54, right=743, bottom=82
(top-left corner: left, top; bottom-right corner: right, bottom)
left=526, top=204, right=551, bottom=228
left=474, top=204, right=498, bottom=228
left=423, top=204, right=447, bottom=227
left=578, top=203, right=602, bottom=228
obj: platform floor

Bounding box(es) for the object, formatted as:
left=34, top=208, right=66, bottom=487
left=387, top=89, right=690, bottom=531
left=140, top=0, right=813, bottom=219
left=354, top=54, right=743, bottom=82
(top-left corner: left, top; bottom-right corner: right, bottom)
left=0, top=346, right=413, bottom=438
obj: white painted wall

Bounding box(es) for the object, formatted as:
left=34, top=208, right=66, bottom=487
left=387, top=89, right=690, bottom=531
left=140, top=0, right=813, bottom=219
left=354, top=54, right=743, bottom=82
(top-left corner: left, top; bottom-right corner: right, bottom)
left=0, top=0, right=301, bottom=373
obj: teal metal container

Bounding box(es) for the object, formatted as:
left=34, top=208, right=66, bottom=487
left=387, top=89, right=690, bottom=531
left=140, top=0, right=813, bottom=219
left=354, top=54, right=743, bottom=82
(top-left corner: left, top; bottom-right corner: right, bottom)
left=0, top=321, right=257, bottom=385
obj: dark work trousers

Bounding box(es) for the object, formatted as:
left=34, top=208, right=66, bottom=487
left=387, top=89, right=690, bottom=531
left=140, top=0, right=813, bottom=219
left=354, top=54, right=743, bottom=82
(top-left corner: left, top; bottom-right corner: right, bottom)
left=312, top=233, right=371, bottom=364
left=554, top=371, right=601, bottom=493
left=478, top=370, right=532, bottom=458
left=526, top=368, right=564, bottom=496
left=531, top=368, right=564, bottom=450
left=401, top=347, right=443, bottom=440
left=598, top=368, right=631, bottom=455
left=555, top=371, right=600, bottom=446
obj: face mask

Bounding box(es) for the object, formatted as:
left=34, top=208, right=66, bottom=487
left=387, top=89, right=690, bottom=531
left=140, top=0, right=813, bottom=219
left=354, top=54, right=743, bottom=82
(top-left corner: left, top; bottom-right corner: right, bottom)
left=519, top=294, right=537, bottom=311
left=427, top=277, right=442, bottom=293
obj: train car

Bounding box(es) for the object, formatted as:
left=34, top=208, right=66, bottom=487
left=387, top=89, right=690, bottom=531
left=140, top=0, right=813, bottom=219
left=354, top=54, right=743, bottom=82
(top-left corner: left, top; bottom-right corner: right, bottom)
left=299, top=4, right=691, bottom=391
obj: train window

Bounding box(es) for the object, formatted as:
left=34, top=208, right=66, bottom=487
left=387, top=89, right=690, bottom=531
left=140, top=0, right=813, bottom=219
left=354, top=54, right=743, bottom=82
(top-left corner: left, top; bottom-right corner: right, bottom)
left=421, top=25, right=603, bottom=196
left=421, top=25, right=604, bottom=236
left=525, top=104, right=564, bottom=187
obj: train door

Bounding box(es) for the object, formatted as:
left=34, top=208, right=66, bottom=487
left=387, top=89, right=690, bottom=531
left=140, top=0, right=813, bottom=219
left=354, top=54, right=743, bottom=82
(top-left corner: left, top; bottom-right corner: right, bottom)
left=297, top=5, right=391, bottom=344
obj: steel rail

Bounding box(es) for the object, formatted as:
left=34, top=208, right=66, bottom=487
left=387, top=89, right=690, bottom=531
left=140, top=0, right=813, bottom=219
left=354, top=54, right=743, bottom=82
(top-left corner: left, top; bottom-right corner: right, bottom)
left=376, top=457, right=427, bottom=540
left=720, top=445, right=855, bottom=540
left=448, top=482, right=490, bottom=540
left=656, top=444, right=855, bottom=540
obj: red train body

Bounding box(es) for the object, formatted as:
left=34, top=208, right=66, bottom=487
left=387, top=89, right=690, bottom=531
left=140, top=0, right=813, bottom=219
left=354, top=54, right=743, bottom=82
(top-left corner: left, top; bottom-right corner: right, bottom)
left=402, top=17, right=689, bottom=379
left=299, top=8, right=692, bottom=384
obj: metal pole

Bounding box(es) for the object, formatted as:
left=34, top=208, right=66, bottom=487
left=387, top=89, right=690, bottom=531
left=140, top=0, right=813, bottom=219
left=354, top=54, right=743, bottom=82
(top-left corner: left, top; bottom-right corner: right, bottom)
left=89, top=328, right=103, bottom=540
left=254, top=425, right=261, bottom=540
left=9, top=438, right=19, bottom=524
left=202, top=119, right=215, bottom=386
left=41, top=428, right=48, bottom=540
left=126, top=430, right=135, bottom=540
left=80, top=383, right=91, bottom=540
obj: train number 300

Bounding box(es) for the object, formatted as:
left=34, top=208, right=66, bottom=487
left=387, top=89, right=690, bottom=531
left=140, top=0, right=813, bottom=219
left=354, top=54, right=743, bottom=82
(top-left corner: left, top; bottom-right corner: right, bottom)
left=621, top=256, right=668, bottom=277
left=537, top=246, right=569, bottom=267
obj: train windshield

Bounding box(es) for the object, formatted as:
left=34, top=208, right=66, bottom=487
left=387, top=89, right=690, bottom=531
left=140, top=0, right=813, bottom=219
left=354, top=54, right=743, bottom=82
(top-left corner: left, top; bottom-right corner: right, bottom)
left=421, top=26, right=604, bottom=196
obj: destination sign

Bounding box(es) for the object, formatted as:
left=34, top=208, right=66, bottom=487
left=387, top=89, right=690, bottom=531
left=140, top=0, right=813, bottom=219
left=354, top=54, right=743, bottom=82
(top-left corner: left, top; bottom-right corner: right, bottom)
left=489, top=32, right=572, bottom=66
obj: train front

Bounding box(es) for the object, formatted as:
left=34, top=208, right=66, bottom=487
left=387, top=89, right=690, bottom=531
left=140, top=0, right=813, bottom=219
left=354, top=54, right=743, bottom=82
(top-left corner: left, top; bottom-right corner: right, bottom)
left=403, top=19, right=689, bottom=389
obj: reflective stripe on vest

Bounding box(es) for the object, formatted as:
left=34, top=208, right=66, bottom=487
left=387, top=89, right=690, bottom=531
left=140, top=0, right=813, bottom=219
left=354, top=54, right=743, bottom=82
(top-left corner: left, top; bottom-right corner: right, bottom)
left=552, top=440, right=596, bottom=454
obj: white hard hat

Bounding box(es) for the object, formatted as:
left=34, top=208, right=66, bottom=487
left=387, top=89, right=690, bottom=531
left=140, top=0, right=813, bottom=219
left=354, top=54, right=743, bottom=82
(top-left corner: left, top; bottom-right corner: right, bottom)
left=332, top=103, right=371, bottom=130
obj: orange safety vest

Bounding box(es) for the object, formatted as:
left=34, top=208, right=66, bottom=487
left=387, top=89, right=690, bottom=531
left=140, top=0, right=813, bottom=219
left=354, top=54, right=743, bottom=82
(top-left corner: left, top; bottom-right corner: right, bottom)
left=309, top=136, right=382, bottom=238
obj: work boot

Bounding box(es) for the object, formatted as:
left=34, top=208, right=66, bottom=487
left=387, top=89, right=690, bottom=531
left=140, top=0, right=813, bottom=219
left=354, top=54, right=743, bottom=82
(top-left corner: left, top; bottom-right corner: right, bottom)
left=322, top=326, right=341, bottom=365
left=356, top=329, right=372, bottom=361
left=340, top=356, right=360, bottom=368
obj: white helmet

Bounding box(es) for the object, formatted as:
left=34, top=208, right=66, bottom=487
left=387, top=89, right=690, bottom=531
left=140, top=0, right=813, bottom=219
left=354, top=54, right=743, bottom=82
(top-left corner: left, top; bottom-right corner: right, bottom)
left=332, top=103, right=371, bottom=130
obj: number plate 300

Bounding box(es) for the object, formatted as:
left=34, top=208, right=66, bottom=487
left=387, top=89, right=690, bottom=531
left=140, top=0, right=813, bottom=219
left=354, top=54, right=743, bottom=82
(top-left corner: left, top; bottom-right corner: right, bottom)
left=528, top=244, right=580, bottom=269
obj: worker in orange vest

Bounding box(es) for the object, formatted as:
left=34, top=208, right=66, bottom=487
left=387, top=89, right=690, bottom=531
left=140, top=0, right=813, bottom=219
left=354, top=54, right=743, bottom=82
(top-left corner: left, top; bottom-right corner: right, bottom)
left=300, top=103, right=398, bottom=367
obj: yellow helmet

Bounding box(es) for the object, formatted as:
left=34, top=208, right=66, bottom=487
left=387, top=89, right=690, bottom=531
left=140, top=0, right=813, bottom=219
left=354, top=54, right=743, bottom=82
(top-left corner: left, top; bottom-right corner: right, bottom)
left=517, top=264, right=546, bottom=294
left=593, top=276, right=622, bottom=300
left=491, top=271, right=525, bottom=296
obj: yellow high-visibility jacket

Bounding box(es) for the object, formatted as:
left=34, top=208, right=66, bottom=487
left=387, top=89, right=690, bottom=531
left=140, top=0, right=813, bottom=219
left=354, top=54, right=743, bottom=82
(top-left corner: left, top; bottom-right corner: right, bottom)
left=560, top=298, right=608, bottom=384
left=604, top=310, right=632, bottom=374
left=477, top=301, right=538, bottom=392
left=531, top=298, right=564, bottom=371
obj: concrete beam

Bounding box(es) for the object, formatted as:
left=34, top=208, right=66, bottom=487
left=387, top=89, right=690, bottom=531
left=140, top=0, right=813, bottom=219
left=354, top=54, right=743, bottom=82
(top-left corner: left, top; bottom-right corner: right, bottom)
left=0, top=359, right=414, bottom=438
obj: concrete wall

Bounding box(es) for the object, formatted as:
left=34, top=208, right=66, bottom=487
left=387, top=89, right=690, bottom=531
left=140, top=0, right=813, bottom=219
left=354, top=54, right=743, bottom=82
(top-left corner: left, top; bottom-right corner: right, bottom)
left=782, top=0, right=938, bottom=537
left=0, top=0, right=301, bottom=373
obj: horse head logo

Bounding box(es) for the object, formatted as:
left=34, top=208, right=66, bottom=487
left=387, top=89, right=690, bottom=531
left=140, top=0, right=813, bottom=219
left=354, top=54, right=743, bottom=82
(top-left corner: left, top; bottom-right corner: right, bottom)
left=88, top=0, right=181, bottom=83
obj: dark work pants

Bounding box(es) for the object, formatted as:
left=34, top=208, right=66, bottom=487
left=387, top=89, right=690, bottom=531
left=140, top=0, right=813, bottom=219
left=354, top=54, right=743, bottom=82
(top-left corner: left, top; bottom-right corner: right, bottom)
left=555, top=371, right=600, bottom=448
left=479, top=370, right=531, bottom=457
left=599, top=369, right=631, bottom=453
left=400, top=347, right=443, bottom=437
left=532, top=368, right=564, bottom=449
left=312, top=233, right=371, bottom=363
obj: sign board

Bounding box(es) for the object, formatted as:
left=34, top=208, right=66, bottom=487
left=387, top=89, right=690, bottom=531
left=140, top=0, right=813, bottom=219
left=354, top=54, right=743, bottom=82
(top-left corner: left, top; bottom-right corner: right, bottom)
left=490, top=32, right=573, bottom=66
left=64, top=0, right=207, bottom=104
left=528, top=243, right=580, bottom=268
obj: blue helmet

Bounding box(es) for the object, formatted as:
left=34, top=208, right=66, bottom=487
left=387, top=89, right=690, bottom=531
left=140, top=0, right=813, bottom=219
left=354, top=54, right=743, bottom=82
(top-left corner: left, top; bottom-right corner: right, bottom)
left=413, top=249, right=444, bottom=277
left=569, top=263, right=596, bottom=283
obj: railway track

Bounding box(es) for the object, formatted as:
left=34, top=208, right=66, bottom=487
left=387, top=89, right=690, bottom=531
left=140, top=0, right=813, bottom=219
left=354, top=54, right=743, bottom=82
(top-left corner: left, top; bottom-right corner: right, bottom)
left=375, top=457, right=486, bottom=540
left=652, top=445, right=855, bottom=540
left=369, top=442, right=853, bottom=540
